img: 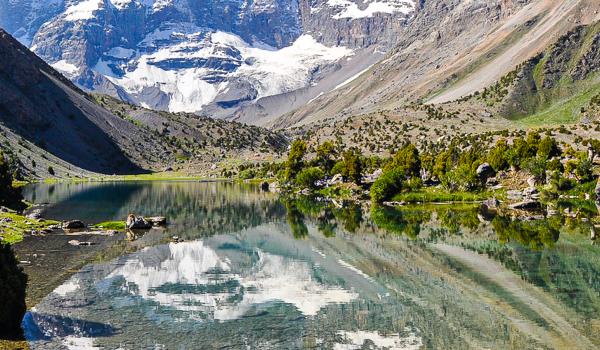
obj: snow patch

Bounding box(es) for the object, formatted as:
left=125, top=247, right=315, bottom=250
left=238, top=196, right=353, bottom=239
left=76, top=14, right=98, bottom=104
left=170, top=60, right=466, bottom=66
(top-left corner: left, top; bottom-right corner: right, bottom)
left=324, top=0, right=415, bottom=19
left=335, top=329, right=423, bottom=350
left=64, top=0, right=103, bottom=21
left=51, top=60, right=80, bottom=76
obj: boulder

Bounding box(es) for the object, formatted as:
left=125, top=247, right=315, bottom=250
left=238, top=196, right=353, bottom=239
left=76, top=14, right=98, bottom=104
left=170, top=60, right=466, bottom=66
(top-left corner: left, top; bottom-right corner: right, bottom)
left=595, top=177, right=600, bottom=202
left=476, top=163, right=495, bottom=181
left=68, top=240, right=95, bottom=246
left=62, top=220, right=85, bottom=229
left=26, top=209, right=43, bottom=220
left=260, top=181, right=270, bottom=192
left=146, top=216, right=167, bottom=226
left=522, top=187, right=539, bottom=198
left=506, top=190, right=523, bottom=201
left=126, top=215, right=152, bottom=230
left=329, top=174, right=344, bottom=185
left=527, top=176, right=537, bottom=188
left=482, top=198, right=500, bottom=209
left=509, top=200, right=541, bottom=211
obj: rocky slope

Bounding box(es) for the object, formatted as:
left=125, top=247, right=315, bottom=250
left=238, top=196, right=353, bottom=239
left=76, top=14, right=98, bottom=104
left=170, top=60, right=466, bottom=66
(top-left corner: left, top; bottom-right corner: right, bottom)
left=0, top=0, right=417, bottom=124
left=272, top=0, right=600, bottom=129
left=0, top=29, right=286, bottom=179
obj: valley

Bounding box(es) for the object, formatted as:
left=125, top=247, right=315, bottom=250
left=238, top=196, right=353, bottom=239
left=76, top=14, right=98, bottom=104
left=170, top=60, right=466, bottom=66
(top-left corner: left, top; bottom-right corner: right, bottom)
left=1, top=1, right=600, bottom=349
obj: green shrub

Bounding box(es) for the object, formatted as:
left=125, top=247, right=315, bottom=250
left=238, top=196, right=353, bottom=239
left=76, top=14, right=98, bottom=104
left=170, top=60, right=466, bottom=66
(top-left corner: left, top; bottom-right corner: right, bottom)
left=442, top=164, right=480, bottom=192
left=0, top=244, right=27, bottom=339
left=296, top=167, right=324, bottom=189
left=371, top=168, right=404, bottom=203
left=238, top=169, right=256, bottom=180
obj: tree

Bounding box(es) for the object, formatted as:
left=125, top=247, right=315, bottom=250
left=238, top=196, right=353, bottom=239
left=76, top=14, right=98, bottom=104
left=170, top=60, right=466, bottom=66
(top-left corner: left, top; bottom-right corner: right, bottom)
left=537, top=136, right=560, bottom=160
left=285, top=140, right=307, bottom=181
left=0, top=152, right=23, bottom=210
left=385, top=143, right=421, bottom=177
left=0, top=244, right=27, bottom=339
left=341, top=148, right=363, bottom=184
left=296, top=167, right=325, bottom=189
left=315, top=141, right=337, bottom=173
left=371, top=168, right=403, bottom=203
left=487, top=139, right=509, bottom=171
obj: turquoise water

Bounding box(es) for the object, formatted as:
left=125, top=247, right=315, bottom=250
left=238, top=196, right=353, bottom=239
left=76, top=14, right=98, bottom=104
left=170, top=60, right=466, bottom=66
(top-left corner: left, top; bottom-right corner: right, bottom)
left=19, top=181, right=600, bottom=349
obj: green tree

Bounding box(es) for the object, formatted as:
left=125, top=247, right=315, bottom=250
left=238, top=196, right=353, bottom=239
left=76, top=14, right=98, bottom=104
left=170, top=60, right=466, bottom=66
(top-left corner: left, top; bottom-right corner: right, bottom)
left=487, top=139, right=509, bottom=171
left=285, top=140, right=307, bottom=181
left=315, top=141, right=337, bottom=173
left=296, top=167, right=325, bottom=189
left=371, top=168, right=404, bottom=203
left=341, top=148, right=363, bottom=184
left=0, top=244, right=27, bottom=339
left=537, top=136, right=560, bottom=160
left=0, top=152, right=23, bottom=210
left=385, top=143, right=421, bottom=177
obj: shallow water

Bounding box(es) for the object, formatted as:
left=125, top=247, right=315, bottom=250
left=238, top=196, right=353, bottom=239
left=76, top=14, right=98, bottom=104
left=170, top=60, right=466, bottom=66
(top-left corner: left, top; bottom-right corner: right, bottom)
left=18, top=181, right=600, bottom=349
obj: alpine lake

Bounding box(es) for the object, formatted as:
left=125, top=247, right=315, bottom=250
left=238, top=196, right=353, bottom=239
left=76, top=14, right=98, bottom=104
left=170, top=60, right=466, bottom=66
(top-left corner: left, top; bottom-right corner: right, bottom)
left=12, top=181, right=600, bottom=349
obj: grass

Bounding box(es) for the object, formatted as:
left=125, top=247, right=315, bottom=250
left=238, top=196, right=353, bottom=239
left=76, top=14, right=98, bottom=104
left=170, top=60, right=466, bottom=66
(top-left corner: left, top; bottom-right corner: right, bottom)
left=392, top=188, right=493, bottom=203
left=0, top=213, right=59, bottom=244
left=92, top=221, right=126, bottom=230
left=515, top=85, right=600, bottom=127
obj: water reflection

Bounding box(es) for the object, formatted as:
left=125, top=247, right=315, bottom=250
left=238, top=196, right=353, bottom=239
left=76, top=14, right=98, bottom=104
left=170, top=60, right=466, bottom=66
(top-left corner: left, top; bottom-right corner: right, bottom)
left=20, top=182, right=600, bottom=349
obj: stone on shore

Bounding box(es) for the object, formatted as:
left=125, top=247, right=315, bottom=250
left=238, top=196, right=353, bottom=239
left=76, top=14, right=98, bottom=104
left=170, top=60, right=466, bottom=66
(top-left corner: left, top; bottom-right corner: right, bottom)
left=509, top=200, right=541, bottom=211
left=62, top=220, right=85, bottom=229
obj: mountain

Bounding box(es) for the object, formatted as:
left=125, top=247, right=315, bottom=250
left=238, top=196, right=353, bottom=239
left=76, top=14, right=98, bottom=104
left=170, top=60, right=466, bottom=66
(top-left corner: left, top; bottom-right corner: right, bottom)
left=272, top=0, right=600, bottom=129
left=0, top=28, right=286, bottom=179
left=0, top=0, right=417, bottom=125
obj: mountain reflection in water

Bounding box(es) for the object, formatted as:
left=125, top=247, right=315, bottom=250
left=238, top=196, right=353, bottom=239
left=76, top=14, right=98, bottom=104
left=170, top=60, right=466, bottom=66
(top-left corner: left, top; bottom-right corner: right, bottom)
left=20, top=181, right=600, bottom=349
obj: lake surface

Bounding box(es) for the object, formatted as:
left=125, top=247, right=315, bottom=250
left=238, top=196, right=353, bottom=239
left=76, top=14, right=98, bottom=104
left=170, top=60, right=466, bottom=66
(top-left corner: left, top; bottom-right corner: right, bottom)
left=17, top=181, right=600, bottom=349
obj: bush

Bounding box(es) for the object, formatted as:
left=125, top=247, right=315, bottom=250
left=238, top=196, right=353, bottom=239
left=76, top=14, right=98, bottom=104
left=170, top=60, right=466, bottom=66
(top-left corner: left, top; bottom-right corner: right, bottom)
left=238, top=169, right=256, bottom=180
left=371, top=168, right=404, bottom=203
left=442, top=164, right=480, bottom=192
left=0, top=152, right=24, bottom=210
left=295, top=167, right=324, bottom=189
left=0, top=244, right=27, bottom=339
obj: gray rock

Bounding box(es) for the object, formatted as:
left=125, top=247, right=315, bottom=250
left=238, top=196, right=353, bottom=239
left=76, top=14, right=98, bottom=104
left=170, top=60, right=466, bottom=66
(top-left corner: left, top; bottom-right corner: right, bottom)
left=476, top=163, right=495, bottom=181
left=126, top=215, right=152, bottom=230
left=62, top=220, right=85, bottom=229
left=506, top=190, right=524, bottom=200
left=595, top=177, right=600, bottom=202
left=146, top=216, right=167, bottom=226
left=527, top=176, right=537, bottom=188
left=68, top=240, right=95, bottom=246
left=509, top=200, right=541, bottom=211
left=482, top=198, right=500, bottom=209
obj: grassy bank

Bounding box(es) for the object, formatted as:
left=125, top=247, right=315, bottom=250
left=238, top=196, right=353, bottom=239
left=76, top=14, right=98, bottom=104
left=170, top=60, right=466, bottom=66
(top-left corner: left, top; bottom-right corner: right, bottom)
left=0, top=213, right=59, bottom=244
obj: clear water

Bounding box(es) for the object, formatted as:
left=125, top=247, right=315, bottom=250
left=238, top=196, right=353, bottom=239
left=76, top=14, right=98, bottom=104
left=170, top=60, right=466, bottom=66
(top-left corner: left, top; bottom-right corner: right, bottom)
left=19, top=181, right=600, bottom=349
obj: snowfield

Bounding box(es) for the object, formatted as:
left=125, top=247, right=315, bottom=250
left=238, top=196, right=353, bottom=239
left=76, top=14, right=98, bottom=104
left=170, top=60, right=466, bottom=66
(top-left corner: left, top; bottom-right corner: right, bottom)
left=317, top=0, right=415, bottom=19
left=93, top=28, right=353, bottom=113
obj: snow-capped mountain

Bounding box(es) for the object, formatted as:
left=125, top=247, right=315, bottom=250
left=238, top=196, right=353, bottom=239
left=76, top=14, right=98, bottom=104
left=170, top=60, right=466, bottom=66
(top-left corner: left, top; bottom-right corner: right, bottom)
left=0, top=0, right=417, bottom=124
